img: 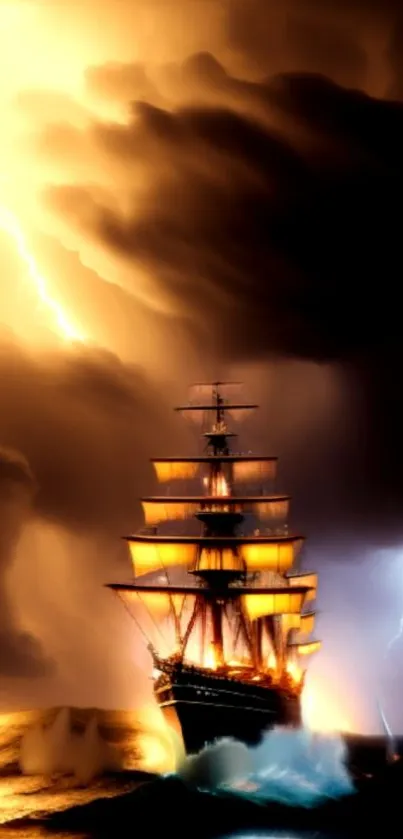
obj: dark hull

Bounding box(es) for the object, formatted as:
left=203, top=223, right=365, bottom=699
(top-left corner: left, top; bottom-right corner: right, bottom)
left=154, top=659, right=301, bottom=755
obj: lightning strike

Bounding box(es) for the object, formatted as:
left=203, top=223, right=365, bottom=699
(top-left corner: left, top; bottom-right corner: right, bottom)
left=377, top=567, right=403, bottom=763
left=386, top=613, right=403, bottom=653
left=0, top=202, right=85, bottom=344
left=377, top=697, right=398, bottom=763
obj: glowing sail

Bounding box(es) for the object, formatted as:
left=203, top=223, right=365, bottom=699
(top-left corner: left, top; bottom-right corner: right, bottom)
left=242, top=590, right=306, bottom=621
left=116, top=588, right=193, bottom=622
left=289, top=572, right=318, bottom=603
left=108, top=380, right=321, bottom=753
left=128, top=539, right=198, bottom=576
left=233, top=459, right=276, bottom=483
left=300, top=611, right=316, bottom=635
left=289, top=640, right=322, bottom=656
left=239, top=538, right=303, bottom=573
left=141, top=500, right=198, bottom=525
left=152, top=460, right=199, bottom=483
left=255, top=499, right=289, bottom=520
left=151, top=457, right=277, bottom=485
left=281, top=612, right=315, bottom=636
left=141, top=495, right=289, bottom=524
left=197, top=547, right=241, bottom=572
left=281, top=613, right=302, bottom=635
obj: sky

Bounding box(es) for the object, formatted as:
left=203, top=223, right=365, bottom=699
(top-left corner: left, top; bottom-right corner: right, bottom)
left=0, top=0, right=403, bottom=733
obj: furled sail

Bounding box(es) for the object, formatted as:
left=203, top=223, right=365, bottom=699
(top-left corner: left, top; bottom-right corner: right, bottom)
left=188, top=382, right=244, bottom=401
left=175, top=403, right=258, bottom=428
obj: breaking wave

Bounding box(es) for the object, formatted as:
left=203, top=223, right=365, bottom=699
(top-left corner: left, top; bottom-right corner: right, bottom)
left=19, top=707, right=121, bottom=784
left=178, top=726, right=354, bottom=807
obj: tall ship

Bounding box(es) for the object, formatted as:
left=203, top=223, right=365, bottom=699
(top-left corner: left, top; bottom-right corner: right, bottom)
left=108, top=382, right=321, bottom=754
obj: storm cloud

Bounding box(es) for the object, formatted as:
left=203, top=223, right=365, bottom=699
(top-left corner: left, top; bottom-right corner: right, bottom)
left=0, top=338, right=190, bottom=696
left=1, top=0, right=403, bottom=724
left=33, top=69, right=402, bottom=365
left=25, top=64, right=403, bottom=545
left=0, top=445, right=52, bottom=677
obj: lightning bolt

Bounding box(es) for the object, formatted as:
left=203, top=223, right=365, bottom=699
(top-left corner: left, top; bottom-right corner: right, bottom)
left=386, top=613, right=403, bottom=654
left=376, top=583, right=403, bottom=762
left=0, top=201, right=85, bottom=344
left=377, top=697, right=398, bottom=763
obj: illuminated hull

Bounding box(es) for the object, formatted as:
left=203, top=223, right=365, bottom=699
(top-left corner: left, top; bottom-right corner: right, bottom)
left=153, top=656, right=302, bottom=755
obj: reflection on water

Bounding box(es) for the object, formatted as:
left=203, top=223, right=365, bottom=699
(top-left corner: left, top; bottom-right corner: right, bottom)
left=0, top=707, right=390, bottom=839
left=0, top=707, right=144, bottom=827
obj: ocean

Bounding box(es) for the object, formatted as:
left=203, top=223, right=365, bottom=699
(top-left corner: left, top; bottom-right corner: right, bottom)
left=0, top=707, right=398, bottom=839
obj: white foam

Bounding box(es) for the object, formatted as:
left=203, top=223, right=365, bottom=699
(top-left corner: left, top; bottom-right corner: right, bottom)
left=178, top=726, right=354, bottom=807
left=19, top=707, right=121, bottom=784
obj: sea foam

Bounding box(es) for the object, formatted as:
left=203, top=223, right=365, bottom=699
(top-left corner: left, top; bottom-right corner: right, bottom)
left=19, top=707, right=121, bottom=784
left=177, top=726, right=354, bottom=807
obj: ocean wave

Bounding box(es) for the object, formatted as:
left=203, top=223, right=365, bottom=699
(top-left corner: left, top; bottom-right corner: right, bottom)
left=177, top=726, right=354, bottom=807
left=19, top=707, right=122, bottom=784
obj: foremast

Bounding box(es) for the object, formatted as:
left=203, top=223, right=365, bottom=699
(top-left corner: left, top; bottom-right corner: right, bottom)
left=108, top=382, right=321, bottom=688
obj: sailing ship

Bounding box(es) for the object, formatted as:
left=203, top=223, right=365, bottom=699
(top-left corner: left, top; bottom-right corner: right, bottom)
left=107, top=382, right=321, bottom=754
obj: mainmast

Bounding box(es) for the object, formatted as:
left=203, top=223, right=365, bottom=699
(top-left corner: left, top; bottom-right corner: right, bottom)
left=108, top=381, right=320, bottom=682
left=175, top=382, right=260, bottom=667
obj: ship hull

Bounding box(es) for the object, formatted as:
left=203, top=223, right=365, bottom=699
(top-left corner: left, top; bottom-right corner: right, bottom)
left=154, top=660, right=301, bottom=755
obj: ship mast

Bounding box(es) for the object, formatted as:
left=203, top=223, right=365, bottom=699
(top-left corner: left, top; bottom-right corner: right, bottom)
left=108, top=381, right=321, bottom=683
left=175, top=382, right=257, bottom=668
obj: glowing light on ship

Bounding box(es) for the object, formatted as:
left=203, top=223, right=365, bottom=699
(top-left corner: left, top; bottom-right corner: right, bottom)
left=211, top=472, right=230, bottom=497
left=267, top=652, right=276, bottom=670
left=286, top=659, right=303, bottom=685
left=205, top=643, right=218, bottom=670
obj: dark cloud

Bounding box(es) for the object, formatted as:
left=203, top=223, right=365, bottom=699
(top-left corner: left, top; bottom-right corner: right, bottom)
left=225, top=0, right=400, bottom=95
left=30, top=67, right=403, bottom=543
left=386, top=13, right=403, bottom=99
left=0, top=340, right=187, bottom=535
left=5, top=0, right=403, bottom=717
left=0, top=446, right=52, bottom=676
left=0, top=338, right=197, bottom=684
left=42, top=74, right=403, bottom=365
